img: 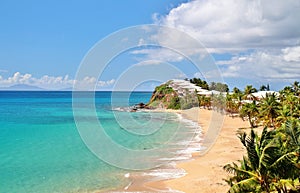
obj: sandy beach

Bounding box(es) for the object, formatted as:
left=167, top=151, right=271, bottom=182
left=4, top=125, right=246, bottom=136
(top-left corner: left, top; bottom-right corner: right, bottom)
left=155, top=108, right=250, bottom=193
left=145, top=107, right=252, bottom=193
left=111, top=107, right=253, bottom=193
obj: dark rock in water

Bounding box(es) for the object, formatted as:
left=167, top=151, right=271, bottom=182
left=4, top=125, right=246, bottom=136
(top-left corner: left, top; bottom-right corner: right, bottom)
left=130, top=102, right=153, bottom=112
left=130, top=107, right=137, bottom=112
left=135, top=103, right=146, bottom=109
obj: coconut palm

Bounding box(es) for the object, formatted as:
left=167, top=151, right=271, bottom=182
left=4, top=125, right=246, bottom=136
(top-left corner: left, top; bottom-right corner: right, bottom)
left=276, top=105, right=292, bottom=127
left=233, top=87, right=243, bottom=101
left=224, top=128, right=276, bottom=192
left=224, top=127, right=300, bottom=192
left=240, top=101, right=259, bottom=128
left=226, top=93, right=240, bottom=115
left=198, top=95, right=211, bottom=109
left=292, top=81, right=300, bottom=96
left=258, top=93, right=280, bottom=128
left=243, top=85, right=257, bottom=100
left=260, top=84, right=270, bottom=91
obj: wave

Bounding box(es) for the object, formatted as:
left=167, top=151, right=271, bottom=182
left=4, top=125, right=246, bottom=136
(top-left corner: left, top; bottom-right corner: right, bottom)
left=109, top=108, right=203, bottom=192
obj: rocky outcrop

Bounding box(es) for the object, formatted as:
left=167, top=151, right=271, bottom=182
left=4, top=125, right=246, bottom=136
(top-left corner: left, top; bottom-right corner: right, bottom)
left=147, top=82, right=181, bottom=109
left=147, top=81, right=200, bottom=110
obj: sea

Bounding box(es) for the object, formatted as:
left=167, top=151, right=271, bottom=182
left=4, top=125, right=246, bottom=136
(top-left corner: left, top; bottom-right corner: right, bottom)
left=0, top=91, right=202, bottom=193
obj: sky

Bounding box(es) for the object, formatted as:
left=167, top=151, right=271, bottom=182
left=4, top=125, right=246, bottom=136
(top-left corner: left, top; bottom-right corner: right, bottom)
left=0, top=0, right=299, bottom=91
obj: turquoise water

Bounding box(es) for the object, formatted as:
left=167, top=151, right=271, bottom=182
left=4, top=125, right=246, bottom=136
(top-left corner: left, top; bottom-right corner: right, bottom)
left=0, top=91, right=199, bottom=193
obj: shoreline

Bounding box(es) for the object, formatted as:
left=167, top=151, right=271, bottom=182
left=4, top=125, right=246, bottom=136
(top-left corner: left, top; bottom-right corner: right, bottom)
left=146, top=107, right=252, bottom=193
left=109, top=107, right=252, bottom=193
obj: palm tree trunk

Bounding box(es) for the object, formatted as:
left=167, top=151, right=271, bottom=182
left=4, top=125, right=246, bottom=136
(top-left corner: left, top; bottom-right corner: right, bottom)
left=248, top=114, right=254, bottom=128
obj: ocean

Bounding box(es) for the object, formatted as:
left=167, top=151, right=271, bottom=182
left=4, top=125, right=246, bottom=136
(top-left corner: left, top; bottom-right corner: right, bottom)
left=0, top=91, right=201, bottom=193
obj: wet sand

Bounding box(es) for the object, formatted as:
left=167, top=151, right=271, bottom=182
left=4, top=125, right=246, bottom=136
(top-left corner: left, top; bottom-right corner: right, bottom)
left=146, top=108, right=252, bottom=193
left=111, top=107, right=253, bottom=193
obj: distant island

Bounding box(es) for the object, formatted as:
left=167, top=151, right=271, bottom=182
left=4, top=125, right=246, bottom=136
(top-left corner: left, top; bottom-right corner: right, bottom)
left=0, top=84, right=44, bottom=91
left=0, top=84, right=74, bottom=91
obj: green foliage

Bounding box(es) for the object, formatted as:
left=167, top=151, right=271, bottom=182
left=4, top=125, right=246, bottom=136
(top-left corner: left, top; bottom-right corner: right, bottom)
left=258, top=93, right=280, bottom=127
left=224, top=125, right=300, bottom=193
left=260, top=84, right=270, bottom=91
left=239, top=101, right=259, bottom=128
left=179, top=92, right=199, bottom=109
left=189, top=78, right=209, bottom=90
left=155, top=84, right=174, bottom=95
left=224, top=84, right=300, bottom=193
left=167, top=96, right=181, bottom=109
left=210, top=82, right=229, bottom=92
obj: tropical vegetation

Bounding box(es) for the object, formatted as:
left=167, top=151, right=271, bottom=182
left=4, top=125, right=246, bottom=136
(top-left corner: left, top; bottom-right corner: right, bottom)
left=147, top=78, right=300, bottom=192
left=223, top=81, right=300, bottom=193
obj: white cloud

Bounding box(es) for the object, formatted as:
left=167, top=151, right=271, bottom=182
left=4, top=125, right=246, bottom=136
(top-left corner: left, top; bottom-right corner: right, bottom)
left=134, top=60, right=163, bottom=66
left=282, top=46, right=300, bottom=62
left=0, top=69, right=8, bottom=73
left=157, top=0, right=300, bottom=52
left=219, top=46, right=300, bottom=80
left=0, top=72, right=115, bottom=90
left=131, top=48, right=185, bottom=62
left=97, top=79, right=115, bottom=87
left=145, top=0, right=300, bottom=86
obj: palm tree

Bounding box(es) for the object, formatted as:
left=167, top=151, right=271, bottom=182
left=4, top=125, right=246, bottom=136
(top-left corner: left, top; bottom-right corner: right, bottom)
left=243, top=85, right=257, bottom=100
left=281, top=86, right=293, bottom=95
left=258, top=93, right=280, bottom=128
left=276, top=105, right=292, bottom=127
left=260, top=84, right=270, bottom=91
left=233, top=87, right=243, bottom=101
left=292, top=81, right=300, bottom=96
left=226, top=93, right=240, bottom=115
left=224, top=84, right=300, bottom=193
left=240, top=101, right=258, bottom=128
left=198, top=95, right=211, bottom=109
left=224, top=127, right=300, bottom=192
left=224, top=128, right=276, bottom=192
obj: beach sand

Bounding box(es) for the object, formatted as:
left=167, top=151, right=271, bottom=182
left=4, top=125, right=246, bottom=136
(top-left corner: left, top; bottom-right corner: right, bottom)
left=112, top=107, right=254, bottom=193
left=145, top=107, right=252, bottom=193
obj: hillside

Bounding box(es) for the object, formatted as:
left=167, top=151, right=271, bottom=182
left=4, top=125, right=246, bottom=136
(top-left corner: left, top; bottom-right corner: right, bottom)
left=147, top=80, right=199, bottom=109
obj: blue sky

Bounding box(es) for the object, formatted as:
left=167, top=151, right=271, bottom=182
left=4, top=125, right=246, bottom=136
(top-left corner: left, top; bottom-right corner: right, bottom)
left=0, top=0, right=299, bottom=91
left=0, top=0, right=186, bottom=76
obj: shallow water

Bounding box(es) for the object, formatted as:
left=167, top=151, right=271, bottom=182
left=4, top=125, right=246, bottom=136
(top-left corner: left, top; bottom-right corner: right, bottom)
left=0, top=91, right=201, bottom=193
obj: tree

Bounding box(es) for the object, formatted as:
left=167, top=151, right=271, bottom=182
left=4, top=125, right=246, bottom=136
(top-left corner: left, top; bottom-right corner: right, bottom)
left=226, top=93, right=240, bottom=115
left=260, top=84, right=270, bottom=91
left=224, top=127, right=300, bottom=193
left=292, top=81, right=300, bottom=96
left=224, top=128, right=276, bottom=192
left=233, top=87, right=242, bottom=95
left=210, top=82, right=229, bottom=92
left=258, top=93, right=280, bottom=128
left=240, top=101, right=259, bottom=128
left=224, top=83, right=300, bottom=193
left=189, top=78, right=209, bottom=90
left=276, top=105, right=292, bottom=127
left=198, top=95, right=211, bottom=109
left=243, top=85, right=257, bottom=100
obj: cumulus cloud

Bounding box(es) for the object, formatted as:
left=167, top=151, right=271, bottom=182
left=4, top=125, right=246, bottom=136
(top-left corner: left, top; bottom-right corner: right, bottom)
left=219, top=46, right=300, bottom=80
left=146, top=0, right=300, bottom=85
left=282, top=46, right=300, bottom=62
left=157, top=0, right=300, bottom=52
left=0, top=72, right=115, bottom=90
